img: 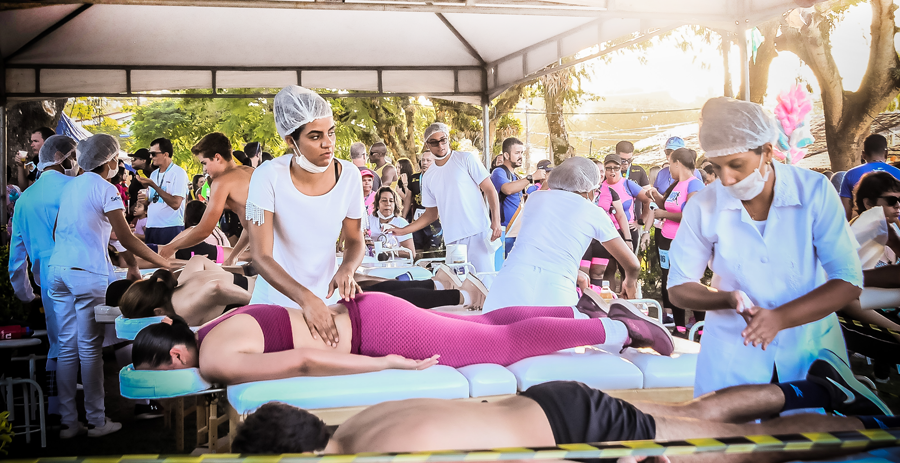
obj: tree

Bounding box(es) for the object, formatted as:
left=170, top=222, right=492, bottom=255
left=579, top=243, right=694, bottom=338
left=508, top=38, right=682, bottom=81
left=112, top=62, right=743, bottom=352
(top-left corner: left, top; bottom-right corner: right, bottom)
left=773, top=0, right=900, bottom=171
left=536, top=64, right=593, bottom=166
left=5, top=99, right=67, bottom=173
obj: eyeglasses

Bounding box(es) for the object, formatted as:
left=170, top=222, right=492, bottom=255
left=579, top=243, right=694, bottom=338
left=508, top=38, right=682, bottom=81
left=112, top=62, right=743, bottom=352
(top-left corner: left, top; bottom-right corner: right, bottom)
left=619, top=158, right=633, bottom=164
left=879, top=196, right=900, bottom=206
left=426, top=137, right=448, bottom=147
left=604, top=166, right=620, bottom=172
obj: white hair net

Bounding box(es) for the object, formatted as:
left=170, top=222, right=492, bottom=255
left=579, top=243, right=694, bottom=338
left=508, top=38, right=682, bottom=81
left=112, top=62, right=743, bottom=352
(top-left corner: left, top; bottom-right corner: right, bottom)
left=547, top=157, right=600, bottom=193
left=274, top=85, right=333, bottom=139
left=423, top=122, right=450, bottom=142
left=76, top=134, right=120, bottom=172
left=37, top=135, right=77, bottom=172
left=699, top=97, right=779, bottom=158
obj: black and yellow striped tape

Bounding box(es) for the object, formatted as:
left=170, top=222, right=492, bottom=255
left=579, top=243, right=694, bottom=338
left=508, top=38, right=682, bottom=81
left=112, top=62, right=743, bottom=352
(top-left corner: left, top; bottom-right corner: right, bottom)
left=7, top=428, right=900, bottom=463
left=837, top=315, right=900, bottom=337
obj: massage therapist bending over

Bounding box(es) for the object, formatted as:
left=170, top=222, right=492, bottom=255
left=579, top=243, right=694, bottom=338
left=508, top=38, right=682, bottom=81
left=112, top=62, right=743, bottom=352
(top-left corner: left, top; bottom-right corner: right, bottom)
left=133, top=293, right=673, bottom=384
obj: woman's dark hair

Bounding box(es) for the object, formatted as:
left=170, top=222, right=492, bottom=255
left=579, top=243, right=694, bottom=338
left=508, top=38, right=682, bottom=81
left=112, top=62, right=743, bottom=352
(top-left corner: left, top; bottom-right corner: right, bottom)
left=669, top=148, right=697, bottom=171
left=397, top=158, right=414, bottom=188
left=703, top=164, right=716, bottom=176
left=232, top=402, right=330, bottom=454
left=232, top=150, right=250, bottom=166
left=854, top=171, right=900, bottom=214
left=110, top=166, right=125, bottom=185
left=106, top=279, right=135, bottom=306
left=119, top=269, right=178, bottom=319
left=184, top=200, right=207, bottom=228
left=132, top=314, right=196, bottom=369
left=244, top=142, right=262, bottom=158
left=373, top=186, right=402, bottom=217
left=491, top=155, right=503, bottom=170
left=192, top=174, right=205, bottom=189
left=260, top=152, right=274, bottom=164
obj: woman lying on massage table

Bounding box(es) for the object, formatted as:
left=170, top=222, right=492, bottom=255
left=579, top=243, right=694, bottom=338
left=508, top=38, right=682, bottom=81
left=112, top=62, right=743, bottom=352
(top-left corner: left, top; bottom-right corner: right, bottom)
left=132, top=292, right=673, bottom=385
left=121, top=262, right=489, bottom=326
left=118, top=255, right=254, bottom=326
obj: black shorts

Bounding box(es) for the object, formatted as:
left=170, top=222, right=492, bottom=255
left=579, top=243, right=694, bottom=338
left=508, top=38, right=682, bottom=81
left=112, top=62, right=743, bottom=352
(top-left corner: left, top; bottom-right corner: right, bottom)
left=521, top=381, right=656, bottom=444
left=582, top=239, right=612, bottom=262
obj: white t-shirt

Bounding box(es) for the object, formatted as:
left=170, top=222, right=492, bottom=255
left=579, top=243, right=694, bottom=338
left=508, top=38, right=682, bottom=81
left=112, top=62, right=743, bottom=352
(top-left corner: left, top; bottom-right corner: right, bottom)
left=246, top=156, right=364, bottom=307
left=421, top=151, right=490, bottom=243
left=49, top=172, right=125, bottom=276
left=366, top=215, right=412, bottom=247
left=504, top=190, right=620, bottom=283
left=147, top=162, right=189, bottom=228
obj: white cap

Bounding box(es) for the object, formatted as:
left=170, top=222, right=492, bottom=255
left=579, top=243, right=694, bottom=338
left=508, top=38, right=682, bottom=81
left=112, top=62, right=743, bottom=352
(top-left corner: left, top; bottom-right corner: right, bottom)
left=699, top=97, right=778, bottom=158
left=76, top=134, right=120, bottom=172
left=274, top=86, right=333, bottom=139
left=37, top=134, right=77, bottom=171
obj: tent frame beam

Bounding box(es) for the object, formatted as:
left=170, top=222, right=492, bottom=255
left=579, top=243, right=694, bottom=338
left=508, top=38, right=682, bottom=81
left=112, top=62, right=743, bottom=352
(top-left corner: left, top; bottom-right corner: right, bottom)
left=3, top=4, right=93, bottom=63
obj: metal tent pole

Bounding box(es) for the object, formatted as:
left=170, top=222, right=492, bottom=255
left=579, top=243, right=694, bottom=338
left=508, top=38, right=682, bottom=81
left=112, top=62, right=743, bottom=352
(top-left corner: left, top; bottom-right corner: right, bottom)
left=739, top=24, right=751, bottom=101
left=482, top=95, right=491, bottom=166
left=0, top=104, right=7, bottom=237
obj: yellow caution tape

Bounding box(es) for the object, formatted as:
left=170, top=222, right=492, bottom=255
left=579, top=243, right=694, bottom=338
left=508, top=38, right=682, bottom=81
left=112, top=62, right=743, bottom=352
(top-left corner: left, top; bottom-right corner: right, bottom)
left=8, top=428, right=900, bottom=463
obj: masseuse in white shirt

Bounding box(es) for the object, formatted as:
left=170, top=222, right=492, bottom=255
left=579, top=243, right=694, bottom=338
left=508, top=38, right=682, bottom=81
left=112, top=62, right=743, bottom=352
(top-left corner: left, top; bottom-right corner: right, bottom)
left=245, top=86, right=365, bottom=348
left=667, top=97, right=863, bottom=397
left=482, top=157, right=639, bottom=312
left=48, top=134, right=169, bottom=438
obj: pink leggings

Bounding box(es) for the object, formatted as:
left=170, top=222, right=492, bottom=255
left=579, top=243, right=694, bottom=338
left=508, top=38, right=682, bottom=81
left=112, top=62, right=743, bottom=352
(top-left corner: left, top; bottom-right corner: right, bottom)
left=345, top=293, right=607, bottom=367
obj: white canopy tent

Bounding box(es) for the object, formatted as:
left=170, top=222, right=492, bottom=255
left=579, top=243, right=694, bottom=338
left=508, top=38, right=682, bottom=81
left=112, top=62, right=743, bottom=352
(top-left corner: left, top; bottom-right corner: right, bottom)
left=0, top=0, right=813, bottom=227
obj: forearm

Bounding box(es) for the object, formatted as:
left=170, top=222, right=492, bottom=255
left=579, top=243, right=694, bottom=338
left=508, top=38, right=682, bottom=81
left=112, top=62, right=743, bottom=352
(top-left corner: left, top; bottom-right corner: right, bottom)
left=486, top=188, right=501, bottom=226
left=863, top=266, right=900, bottom=288
left=166, top=226, right=210, bottom=252
left=773, top=279, right=862, bottom=331
left=121, top=250, right=138, bottom=271
left=341, top=233, right=366, bottom=274
left=157, top=188, right=183, bottom=210
left=669, top=282, right=735, bottom=311
left=640, top=202, right=653, bottom=232
left=120, top=233, right=168, bottom=268
left=16, top=166, right=28, bottom=190
left=225, top=230, right=250, bottom=264
left=402, top=208, right=438, bottom=234
left=8, top=237, right=35, bottom=302
left=500, top=178, right=530, bottom=195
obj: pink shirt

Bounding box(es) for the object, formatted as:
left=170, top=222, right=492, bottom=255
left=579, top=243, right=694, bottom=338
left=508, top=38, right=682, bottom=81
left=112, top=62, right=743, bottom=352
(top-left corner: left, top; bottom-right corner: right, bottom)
left=661, top=177, right=704, bottom=239
left=594, top=183, right=621, bottom=230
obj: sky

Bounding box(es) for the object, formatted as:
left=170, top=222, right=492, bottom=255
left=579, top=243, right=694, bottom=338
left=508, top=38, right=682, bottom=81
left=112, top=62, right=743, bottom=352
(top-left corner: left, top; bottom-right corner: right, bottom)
left=579, top=3, right=893, bottom=109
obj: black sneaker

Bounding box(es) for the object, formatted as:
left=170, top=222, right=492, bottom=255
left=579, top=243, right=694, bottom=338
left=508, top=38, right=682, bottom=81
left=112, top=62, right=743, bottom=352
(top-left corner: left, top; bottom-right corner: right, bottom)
left=807, top=348, right=893, bottom=416
left=134, top=401, right=164, bottom=420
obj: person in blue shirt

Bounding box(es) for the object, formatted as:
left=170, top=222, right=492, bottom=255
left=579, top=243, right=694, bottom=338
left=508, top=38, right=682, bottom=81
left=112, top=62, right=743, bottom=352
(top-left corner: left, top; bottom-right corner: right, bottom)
left=490, top=137, right=547, bottom=256
left=840, top=134, right=900, bottom=220
left=652, top=136, right=704, bottom=192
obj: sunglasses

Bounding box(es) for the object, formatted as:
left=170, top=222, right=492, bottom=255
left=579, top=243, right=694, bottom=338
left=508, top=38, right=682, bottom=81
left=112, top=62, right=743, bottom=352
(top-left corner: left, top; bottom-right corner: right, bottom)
left=880, top=196, right=900, bottom=206
left=604, top=166, right=620, bottom=172
left=426, top=137, right=448, bottom=147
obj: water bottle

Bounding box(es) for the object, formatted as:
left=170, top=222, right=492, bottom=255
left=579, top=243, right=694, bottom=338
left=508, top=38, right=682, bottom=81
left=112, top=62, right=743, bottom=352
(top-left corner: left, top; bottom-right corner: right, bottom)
left=600, top=281, right=615, bottom=302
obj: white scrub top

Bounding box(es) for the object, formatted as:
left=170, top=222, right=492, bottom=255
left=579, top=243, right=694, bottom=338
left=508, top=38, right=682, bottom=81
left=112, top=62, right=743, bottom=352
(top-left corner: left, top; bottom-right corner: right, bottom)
left=668, top=161, right=863, bottom=397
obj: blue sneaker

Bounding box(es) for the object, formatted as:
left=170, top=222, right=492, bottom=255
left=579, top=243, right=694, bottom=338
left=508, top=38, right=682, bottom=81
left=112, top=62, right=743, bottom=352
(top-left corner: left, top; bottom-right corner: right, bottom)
left=807, top=349, right=893, bottom=416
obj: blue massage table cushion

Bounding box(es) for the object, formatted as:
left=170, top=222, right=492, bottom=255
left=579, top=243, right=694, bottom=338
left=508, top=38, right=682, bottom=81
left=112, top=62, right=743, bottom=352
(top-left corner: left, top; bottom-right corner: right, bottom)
left=227, top=365, right=469, bottom=415
left=115, top=315, right=166, bottom=340
left=119, top=364, right=212, bottom=399
left=506, top=348, right=644, bottom=391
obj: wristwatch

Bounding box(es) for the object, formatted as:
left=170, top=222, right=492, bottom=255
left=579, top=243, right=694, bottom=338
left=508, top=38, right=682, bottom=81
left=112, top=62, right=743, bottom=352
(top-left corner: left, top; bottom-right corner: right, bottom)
left=526, top=174, right=534, bottom=183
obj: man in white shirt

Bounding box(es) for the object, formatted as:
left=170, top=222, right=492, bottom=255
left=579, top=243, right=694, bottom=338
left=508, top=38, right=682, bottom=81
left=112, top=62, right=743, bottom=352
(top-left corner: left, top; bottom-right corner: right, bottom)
left=8, top=135, right=79, bottom=419
left=135, top=137, right=189, bottom=245
left=388, top=122, right=501, bottom=273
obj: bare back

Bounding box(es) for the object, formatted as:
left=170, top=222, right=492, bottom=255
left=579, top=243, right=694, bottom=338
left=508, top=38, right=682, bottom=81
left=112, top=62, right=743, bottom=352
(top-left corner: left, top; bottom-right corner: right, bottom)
left=220, top=165, right=253, bottom=227
left=328, top=396, right=554, bottom=453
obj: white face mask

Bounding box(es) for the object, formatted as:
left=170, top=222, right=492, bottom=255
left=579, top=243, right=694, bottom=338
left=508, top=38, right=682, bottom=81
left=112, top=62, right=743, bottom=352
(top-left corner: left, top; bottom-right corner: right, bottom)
left=723, top=155, right=770, bottom=201
left=292, top=143, right=331, bottom=174
left=62, top=154, right=79, bottom=177
left=377, top=209, right=393, bottom=220
left=105, top=159, right=118, bottom=179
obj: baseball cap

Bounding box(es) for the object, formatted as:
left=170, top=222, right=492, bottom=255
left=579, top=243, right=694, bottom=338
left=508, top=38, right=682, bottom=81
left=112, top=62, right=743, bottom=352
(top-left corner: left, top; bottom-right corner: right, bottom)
left=604, top=154, right=622, bottom=165
left=536, top=159, right=553, bottom=171
left=665, top=137, right=686, bottom=151
left=360, top=168, right=375, bottom=178
left=130, top=148, right=151, bottom=161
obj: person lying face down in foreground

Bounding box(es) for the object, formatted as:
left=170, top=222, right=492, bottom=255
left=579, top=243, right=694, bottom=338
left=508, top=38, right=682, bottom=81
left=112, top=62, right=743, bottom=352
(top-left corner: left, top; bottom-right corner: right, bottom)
left=232, top=350, right=895, bottom=463
left=132, top=292, right=673, bottom=385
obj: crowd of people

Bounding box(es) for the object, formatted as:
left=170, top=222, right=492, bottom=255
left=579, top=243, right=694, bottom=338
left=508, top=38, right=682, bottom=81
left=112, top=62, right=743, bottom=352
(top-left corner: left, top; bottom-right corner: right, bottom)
left=4, top=85, right=899, bottom=460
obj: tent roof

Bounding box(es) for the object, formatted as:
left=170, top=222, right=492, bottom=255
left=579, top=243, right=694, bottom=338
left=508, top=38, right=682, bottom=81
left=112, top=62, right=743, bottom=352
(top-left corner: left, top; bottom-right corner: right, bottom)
left=2, top=0, right=809, bottom=105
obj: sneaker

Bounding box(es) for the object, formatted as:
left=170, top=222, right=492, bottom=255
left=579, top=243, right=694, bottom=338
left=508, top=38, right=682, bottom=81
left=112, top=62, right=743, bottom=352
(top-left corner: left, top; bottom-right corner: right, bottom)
left=134, top=401, right=164, bottom=420
left=575, top=288, right=609, bottom=319
left=87, top=417, right=122, bottom=437
left=460, top=275, right=488, bottom=310
left=608, top=301, right=674, bottom=356
left=807, top=348, right=893, bottom=416
left=433, top=264, right=463, bottom=290
left=60, top=421, right=87, bottom=439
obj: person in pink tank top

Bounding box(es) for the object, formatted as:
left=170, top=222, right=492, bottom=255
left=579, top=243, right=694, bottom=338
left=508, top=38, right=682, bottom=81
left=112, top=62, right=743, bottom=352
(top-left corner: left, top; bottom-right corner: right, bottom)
left=581, top=159, right=630, bottom=288
left=648, top=148, right=705, bottom=334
